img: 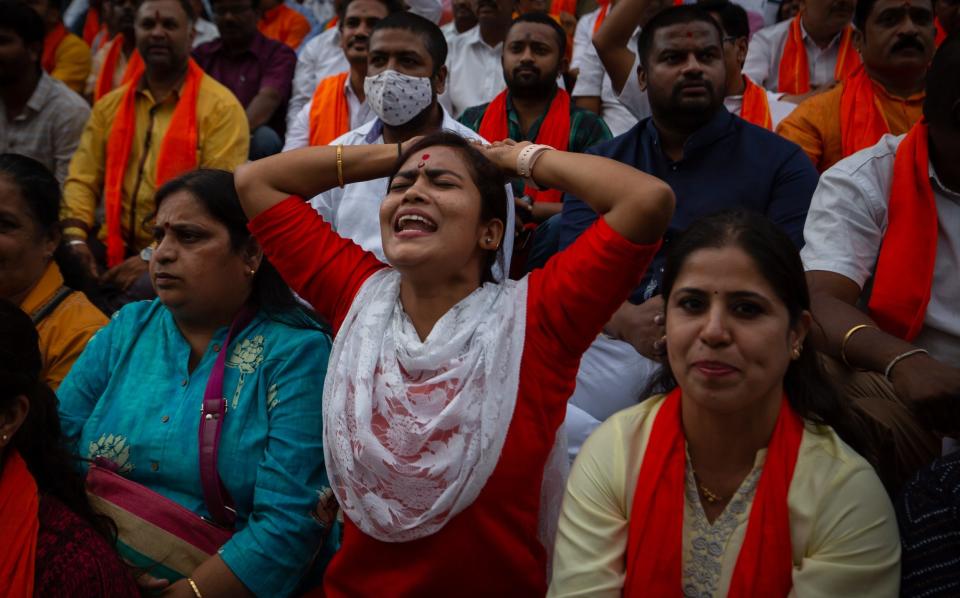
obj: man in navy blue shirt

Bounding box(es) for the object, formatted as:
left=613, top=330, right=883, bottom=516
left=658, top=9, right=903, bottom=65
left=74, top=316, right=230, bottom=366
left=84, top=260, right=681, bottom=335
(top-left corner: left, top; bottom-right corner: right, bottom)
left=559, top=5, right=818, bottom=458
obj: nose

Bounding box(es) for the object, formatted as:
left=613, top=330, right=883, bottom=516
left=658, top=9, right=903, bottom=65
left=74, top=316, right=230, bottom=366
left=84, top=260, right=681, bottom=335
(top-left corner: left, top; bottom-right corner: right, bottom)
left=154, top=235, right=175, bottom=264
left=698, top=302, right=732, bottom=347
left=401, top=174, right=430, bottom=204
left=680, top=53, right=705, bottom=76
left=520, top=46, right=535, bottom=63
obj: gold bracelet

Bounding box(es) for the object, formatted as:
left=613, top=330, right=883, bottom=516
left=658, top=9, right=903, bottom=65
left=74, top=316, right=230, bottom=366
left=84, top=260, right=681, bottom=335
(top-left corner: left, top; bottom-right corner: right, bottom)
left=840, top=323, right=876, bottom=369
left=336, top=144, right=344, bottom=188
left=62, top=226, right=88, bottom=240
left=186, top=578, right=203, bottom=598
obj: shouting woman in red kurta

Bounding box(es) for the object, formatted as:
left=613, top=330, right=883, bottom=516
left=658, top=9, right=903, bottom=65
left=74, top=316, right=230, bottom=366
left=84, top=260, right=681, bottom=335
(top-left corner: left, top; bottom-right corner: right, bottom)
left=235, top=132, right=675, bottom=597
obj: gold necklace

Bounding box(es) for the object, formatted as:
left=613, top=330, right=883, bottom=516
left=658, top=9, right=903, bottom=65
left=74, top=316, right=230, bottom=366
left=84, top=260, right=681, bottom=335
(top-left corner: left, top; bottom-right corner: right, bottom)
left=693, top=471, right=728, bottom=504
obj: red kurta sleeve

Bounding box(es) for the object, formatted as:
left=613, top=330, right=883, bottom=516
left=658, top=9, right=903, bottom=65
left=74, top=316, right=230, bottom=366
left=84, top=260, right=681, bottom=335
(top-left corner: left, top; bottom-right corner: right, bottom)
left=526, top=216, right=661, bottom=365
left=248, top=196, right=387, bottom=332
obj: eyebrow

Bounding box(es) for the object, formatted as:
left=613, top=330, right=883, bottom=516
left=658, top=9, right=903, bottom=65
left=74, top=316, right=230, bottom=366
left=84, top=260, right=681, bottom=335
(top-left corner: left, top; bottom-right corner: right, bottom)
left=394, top=168, right=465, bottom=181
left=675, top=287, right=772, bottom=302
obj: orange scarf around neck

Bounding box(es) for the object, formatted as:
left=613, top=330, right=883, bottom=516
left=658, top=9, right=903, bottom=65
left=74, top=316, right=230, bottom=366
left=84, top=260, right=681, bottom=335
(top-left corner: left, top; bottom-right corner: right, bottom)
left=778, top=16, right=859, bottom=94
left=95, top=36, right=143, bottom=102
left=82, top=7, right=101, bottom=47
left=0, top=450, right=40, bottom=598
left=593, top=0, right=609, bottom=34
left=42, top=23, right=69, bottom=74
left=838, top=65, right=891, bottom=158
left=103, top=60, right=202, bottom=266
left=623, top=388, right=802, bottom=597
left=867, top=122, right=938, bottom=341
left=741, top=76, right=772, bottom=129
left=309, top=71, right=351, bottom=146
left=550, top=0, right=576, bottom=17
left=478, top=88, right=571, bottom=203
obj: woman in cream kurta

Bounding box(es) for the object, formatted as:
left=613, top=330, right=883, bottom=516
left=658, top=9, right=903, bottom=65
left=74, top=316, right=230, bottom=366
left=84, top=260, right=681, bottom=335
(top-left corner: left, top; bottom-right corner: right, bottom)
left=549, top=395, right=900, bottom=597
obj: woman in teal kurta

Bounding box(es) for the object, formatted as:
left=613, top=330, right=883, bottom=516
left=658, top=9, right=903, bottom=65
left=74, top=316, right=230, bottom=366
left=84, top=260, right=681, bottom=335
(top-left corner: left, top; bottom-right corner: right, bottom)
left=57, top=170, right=333, bottom=597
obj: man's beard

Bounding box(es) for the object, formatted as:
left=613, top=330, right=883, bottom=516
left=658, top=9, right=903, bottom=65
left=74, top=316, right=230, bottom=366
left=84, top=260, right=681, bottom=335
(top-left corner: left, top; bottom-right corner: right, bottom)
left=507, top=69, right=559, bottom=100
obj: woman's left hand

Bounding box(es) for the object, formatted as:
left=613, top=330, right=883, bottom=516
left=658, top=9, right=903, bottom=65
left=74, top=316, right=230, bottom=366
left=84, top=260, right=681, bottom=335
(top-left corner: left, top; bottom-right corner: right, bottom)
left=476, top=139, right=532, bottom=177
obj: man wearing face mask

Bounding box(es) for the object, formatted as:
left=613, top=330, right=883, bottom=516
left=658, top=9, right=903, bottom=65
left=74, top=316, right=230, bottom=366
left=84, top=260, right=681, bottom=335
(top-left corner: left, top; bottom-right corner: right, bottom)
left=744, top=0, right=860, bottom=103
left=777, top=0, right=935, bottom=171
left=283, top=0, right=400, bottom=149
left=308, top=11, right=513, bottom=265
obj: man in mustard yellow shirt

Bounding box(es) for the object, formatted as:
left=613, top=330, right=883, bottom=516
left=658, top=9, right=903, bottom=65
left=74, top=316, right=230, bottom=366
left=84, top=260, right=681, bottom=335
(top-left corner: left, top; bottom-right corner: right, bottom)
left=62, top=0, right=248, bottom=296
left=26, top=0, right=92, bottom=92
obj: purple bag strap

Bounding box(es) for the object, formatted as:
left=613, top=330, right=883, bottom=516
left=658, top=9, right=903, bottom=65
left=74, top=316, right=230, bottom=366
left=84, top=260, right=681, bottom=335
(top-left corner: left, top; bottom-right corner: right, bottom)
left=198, top=305, right=256, bottom=528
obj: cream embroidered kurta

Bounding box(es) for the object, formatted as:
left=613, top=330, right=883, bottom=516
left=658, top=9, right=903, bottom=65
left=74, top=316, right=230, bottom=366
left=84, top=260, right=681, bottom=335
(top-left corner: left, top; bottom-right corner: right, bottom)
left=548, top=394, right=901, bottom=597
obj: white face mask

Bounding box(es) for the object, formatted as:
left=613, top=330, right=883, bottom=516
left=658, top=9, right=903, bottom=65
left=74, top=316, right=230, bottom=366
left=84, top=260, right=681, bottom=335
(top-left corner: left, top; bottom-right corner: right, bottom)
left=363, top=69, right=435, bottom=126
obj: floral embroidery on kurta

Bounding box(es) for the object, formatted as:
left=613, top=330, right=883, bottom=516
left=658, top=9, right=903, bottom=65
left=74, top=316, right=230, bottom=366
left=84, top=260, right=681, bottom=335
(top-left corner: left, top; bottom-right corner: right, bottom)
left=88, top=433, right=134, bottom=473
left=226, top=335, right=265, bottom=409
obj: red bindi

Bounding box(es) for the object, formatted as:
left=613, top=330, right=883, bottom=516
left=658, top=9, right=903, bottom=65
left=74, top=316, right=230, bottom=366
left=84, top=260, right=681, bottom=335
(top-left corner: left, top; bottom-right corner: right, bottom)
left=418, top=153, right=430, bottom=168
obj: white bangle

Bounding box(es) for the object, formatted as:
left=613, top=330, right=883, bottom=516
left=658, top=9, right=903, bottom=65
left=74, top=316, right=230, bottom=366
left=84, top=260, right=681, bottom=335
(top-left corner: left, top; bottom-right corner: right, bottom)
left=66, top=239, right=87, bottom=247
left=516, top=144, right=553, bottom=191
left=883, top=348, right=929, bottom=382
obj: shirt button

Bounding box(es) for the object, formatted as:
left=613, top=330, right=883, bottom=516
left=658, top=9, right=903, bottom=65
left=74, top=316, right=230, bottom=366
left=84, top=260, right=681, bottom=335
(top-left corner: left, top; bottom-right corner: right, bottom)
left=212, top=343, right=221, bottom=353
left=150, top=461, right=159, bottom=471
left=161, top=415, right=169, bottom=423
left=181, top=378, right=188, bottom=387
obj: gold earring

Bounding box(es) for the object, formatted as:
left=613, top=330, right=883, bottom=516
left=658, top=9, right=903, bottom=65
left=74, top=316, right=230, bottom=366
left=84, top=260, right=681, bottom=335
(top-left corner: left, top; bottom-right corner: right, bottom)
left=248, top=269, right=256, bottom=276
left=792, top=347, right=802, bottom=360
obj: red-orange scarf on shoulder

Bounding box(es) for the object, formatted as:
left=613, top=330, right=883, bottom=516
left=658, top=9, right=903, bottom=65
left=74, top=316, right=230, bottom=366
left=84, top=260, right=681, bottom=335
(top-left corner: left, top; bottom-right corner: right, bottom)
left=838, top=65, right=891, bottom=158
left=103, top=59, right=202, bottom=267
left=42, top=23, right=69, bottom=74
left=0, top=450, right=40, bottom=598
left=478, top=88, right=571, bottom=203
left=867, top=122, right=937, bottom=341
left=778, top=15, right=859, bottom=94
left=935, top=18, right=947, bottom=47
left=550, top=0, right=576, bottom=17
left=741, top=76, right=773, bottom=129
left=82, top=7, right=102, bottom=47
left=309, top=71, right=350, bottom=146
left=623, top=388, right=803, bottom=597
left=592, top=0, right=610, bottom=33
left=95, top=35, right=144, bottom=102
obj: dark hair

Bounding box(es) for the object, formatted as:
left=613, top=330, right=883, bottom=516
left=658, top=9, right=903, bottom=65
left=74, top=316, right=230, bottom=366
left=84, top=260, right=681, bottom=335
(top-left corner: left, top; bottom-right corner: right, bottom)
left=0, top=0, right=46, bottom=47
left=509, top=11, right=568, bottom=58
left=637, top=5, right=725, bottom=68
left=336, top=0, right=403, bottom=27
left=134, top=0, right=196, bottom=22
left=0, top=299, right=118, bottom=543
left=854, top=0, right=934, bottom=31
left=388, top=132, right=508, bottom=284
left=153, top=169, right=321, bottom=327
left=649, top=211, right=867, bottom=455
left=924, top=34, right=960, bottom=128
left=210, top=0, right=260, bottom=14
left=698, top=0, right=749, bottom=39
left=0, top=154, right=105, bottom=310
left=371, top=11, right=448, bottom=75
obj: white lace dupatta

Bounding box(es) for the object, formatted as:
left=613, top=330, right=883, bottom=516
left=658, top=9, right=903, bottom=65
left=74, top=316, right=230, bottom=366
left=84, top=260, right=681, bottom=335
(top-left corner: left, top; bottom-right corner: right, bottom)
left=323, top=268, right=530, bottom=542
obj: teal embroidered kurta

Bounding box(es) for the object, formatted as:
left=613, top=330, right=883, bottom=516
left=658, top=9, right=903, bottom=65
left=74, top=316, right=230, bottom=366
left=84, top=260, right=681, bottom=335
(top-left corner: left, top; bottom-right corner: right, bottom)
left=58, top=299, right=333, bottom=597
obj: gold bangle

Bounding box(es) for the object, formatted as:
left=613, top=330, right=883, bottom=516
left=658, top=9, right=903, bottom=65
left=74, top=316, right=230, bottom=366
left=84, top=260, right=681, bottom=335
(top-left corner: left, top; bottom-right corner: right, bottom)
left=62, top=226, right=88, bottom=240
left=840, top=323, right=876, bottom=369
left=336, top=144, right=344, bottom=188
left=186, top=578, right=203, bottom=598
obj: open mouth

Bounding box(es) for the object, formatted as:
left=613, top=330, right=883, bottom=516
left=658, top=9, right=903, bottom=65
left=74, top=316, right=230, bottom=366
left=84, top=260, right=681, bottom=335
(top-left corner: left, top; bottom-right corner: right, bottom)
left=394, top=212, right=438, bottom=237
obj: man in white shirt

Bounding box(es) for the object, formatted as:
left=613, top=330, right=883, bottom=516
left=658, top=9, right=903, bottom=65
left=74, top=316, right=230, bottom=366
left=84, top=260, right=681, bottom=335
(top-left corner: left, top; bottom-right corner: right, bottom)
left=440, top=0, right=475, bottom=41
left=570, top=1, right=638, bottom=135
left=284, top=0, right=397, bottom=149
left=310, top=11, right=513, bottom=263
left=743, top=0, right=856, bottom=101
left=801, top=38, right=960, bottom=488
left=596, top=0, right=795, bottom=128
left=287, top=0, right=440, bottom=129
left=442, top=0, right=512, bottom=116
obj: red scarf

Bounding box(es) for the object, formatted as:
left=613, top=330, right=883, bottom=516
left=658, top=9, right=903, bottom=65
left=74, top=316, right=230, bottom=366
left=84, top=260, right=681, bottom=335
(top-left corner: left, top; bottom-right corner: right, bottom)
left=478, top=89, right=571, bottom=203
left=623, top=389, right=803, bottom=597
left=82, top=7, right=101, bottom=47
left=309, top=71, right=351, bottom=146
left=95, top=36, right=144, bottom=102
left=550, top=0, right=576, bottom=17
left=325, top=15, right=338, bottom=30
left=838, top=65, right=891, bottom=158
left=935, top=18, right=947, bottom=47
left=778, top=16, right=859, bottom=94
left=867, top=122, right=937, bottom=341
left=103, top=60, right=202, bottom=266
left=0, top=450, right=40, bottom=598
left=42, top=23, right=69, bottom=74
left=592, top=0, right=609, bottom=34
left=741, top=76, right=772, bottom=130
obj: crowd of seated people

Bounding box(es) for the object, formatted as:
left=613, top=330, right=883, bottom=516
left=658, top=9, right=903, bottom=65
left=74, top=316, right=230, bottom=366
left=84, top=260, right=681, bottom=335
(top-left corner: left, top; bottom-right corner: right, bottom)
left=1, top=0, right=960, bottom=593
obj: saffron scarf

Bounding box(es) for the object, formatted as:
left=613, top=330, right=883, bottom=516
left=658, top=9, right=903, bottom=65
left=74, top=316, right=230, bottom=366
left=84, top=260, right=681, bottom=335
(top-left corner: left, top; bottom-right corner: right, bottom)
left=478, top=88, right=571, bottom=203
left=741, top=76, right=773, bottom=130
left=935, top=18, right=947, bottom=47
left=623, top=388, right=803, bottom=597
left=42, top=23, right=69, bottom=74
left=103, top=59, right=202, bottom=267
left=867, top=122, right=937, bottom=341
left=0, top=450, right=40, bottom=598
left=778, top=16, right=859, bottom=94
left=308, top=71, right=350, bottom=146
left=838, top=65, right=891, bottom=158
left=550, top=0, right=576, bottom=17
left=82, top=7, right=101, bottom=47
left=592, top=0, right=609, bottom=34
left=95, top=36, right=144, bottom=102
